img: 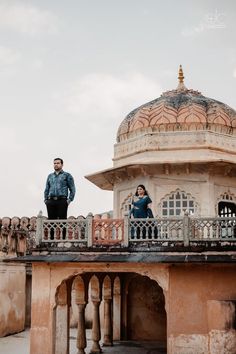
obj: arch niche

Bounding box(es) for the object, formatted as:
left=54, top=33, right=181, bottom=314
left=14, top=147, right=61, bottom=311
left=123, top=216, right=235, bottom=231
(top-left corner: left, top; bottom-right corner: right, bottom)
left=126, top=274, right=167, bottom=343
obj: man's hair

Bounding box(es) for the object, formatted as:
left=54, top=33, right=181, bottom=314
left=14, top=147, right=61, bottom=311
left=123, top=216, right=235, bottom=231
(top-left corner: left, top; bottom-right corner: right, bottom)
left=54, top=158, right=63, bottom=164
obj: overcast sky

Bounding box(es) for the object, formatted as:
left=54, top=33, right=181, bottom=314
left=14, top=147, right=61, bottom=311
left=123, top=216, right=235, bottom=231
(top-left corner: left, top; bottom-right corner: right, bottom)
left=0, top=0, right=236, bottom=217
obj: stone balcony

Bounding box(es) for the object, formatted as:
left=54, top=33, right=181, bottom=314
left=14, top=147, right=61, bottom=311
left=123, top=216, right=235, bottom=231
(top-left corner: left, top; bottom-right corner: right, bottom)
left=1, top=213, right=236, bottom=263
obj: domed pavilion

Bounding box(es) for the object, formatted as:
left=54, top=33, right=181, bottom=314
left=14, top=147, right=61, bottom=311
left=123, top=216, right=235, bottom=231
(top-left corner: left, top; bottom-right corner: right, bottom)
left=86, top=66, right=236, bottom=219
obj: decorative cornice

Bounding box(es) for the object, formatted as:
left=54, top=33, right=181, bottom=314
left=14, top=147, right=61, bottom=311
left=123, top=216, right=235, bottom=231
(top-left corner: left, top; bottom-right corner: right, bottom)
left=114, top=130, right=236, bottom=162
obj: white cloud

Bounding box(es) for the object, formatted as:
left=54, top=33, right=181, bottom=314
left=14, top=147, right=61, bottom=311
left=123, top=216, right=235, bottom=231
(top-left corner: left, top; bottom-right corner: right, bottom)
left=62, top=72, right=162, bottom=119
left=32, top=58, right=44, bottom=69
left=0, top=45, right=20, bottom=67
left=0, top=2, right=59, bottom=36
left=59, top=73, right=162, bottom=171
left=0, top=126, right=23, bottom=152
left=181, top=23, right=205, bottom=37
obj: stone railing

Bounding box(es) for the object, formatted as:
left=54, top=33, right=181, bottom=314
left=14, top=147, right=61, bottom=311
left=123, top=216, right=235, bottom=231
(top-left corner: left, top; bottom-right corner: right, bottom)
left=190, top=216, right=236, bottom=241
left=92, top=217, right=124, bottom=245
left=38, top=215, right=88, bottom=245
left=35, top=212, right=236, bottom=249
left=1, top=213, right=236, bottom=256
left=129, top=215, right=236, bottom=245
left=35, top=212, right=126, bottom=247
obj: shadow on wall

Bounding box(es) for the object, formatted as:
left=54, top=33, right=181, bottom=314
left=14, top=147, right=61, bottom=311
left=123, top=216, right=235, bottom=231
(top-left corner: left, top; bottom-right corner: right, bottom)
left=127, top=274, right=167, bottom=342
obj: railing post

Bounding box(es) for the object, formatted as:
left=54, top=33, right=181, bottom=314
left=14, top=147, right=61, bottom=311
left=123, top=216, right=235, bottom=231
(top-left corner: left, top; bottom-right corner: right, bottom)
left=35, top=210, right=43, bottom=245
left=86, top=213, right=93, bottom=247
left=123, top=212, right=129, bottom=247
left=183, top=211, right=190, bottom=247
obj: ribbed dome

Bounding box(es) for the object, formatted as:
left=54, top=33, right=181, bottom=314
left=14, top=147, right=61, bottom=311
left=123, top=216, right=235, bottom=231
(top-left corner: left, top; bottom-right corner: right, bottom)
left=117, top=68, right=236, bottom=142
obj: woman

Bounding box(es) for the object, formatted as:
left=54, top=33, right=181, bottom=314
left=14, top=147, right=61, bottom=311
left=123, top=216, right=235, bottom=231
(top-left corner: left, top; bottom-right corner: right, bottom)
left=130, top=184, right=154, bottom=218
left=130, top=185, right=156, bottom=239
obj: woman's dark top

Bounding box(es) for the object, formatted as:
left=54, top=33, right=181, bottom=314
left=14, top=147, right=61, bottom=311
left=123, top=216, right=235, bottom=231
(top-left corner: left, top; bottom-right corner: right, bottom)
left=130, top=195, right=152, bottom=218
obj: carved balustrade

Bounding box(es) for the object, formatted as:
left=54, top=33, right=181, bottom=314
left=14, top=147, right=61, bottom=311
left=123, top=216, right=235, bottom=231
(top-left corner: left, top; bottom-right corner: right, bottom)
left=129, top=217, right=183, bottom=241
left=1, top=213, right=236, bottom=256
left=190, top=217, right=236, bottom=241
left=41, top=218, right=87, bottom=244
left=92, top=218, right=124, bottom=245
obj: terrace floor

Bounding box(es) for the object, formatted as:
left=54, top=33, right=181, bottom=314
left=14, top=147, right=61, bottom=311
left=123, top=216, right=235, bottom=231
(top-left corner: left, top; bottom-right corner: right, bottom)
left=0, top=329, right=167, bottom=354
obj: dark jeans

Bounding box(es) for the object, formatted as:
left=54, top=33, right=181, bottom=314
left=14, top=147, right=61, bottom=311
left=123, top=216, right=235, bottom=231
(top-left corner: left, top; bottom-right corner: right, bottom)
left=46, top=199, right=68, bottom=219
left=46, top=199, right=68, bottom=240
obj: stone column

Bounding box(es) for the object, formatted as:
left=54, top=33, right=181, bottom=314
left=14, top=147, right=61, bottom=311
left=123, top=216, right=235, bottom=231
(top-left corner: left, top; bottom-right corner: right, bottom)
left=54, top=282, right=69, bottom=354
left=90, top=300, right=101, bottom=353
left=35, top=210, right=43, bottom=245
left=86, top=213, right=93, bottom=247
left=76, top=303, right=87, bottom=354
left=183, top=211, right=190, bottom=246
left=73, top=275, right=88, bottom=354
left=113, top=285, right=121, bottom=340
left=103, top=298, right=113, bottom=346
left=123, top=213, right=129, bottom=246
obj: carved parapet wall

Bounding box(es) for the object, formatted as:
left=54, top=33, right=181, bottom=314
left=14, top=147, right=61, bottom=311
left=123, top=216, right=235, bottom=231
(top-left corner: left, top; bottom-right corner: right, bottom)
left=0, top=212, right=114, bottom=256
left=0, top=216, right=37, bottom=257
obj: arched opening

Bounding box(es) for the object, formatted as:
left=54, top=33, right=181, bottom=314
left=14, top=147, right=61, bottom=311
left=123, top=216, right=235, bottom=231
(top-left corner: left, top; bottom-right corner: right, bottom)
left=218, top=201, right=236, bottom=217
left=218, top=201, right=236, bottom=238
left=127, top=274, right=166, bottom=343
left=53, top=271, right=167, bottom=353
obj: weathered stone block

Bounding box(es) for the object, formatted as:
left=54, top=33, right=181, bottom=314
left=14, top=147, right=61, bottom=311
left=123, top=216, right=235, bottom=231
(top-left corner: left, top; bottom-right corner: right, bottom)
left=207, top=300, right=235, bottom=331
left=168, top=334, right=208, bottom=354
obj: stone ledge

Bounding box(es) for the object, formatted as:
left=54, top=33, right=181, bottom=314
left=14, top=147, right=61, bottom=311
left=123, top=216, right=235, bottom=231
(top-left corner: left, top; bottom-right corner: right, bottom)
left=5, top=252, right=236, bottom=263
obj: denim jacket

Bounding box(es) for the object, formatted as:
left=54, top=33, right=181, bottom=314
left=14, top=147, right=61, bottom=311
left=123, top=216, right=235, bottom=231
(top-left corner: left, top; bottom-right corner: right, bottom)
left=44, top=170, right=76, bottom=202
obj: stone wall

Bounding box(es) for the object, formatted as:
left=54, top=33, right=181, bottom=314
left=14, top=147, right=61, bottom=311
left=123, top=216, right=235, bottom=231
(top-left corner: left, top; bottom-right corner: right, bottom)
left=168, top=264, right=236, bottom=354
left=0, top=216, right=36, bottom=337
left=0, top=262, right=26, bottom=337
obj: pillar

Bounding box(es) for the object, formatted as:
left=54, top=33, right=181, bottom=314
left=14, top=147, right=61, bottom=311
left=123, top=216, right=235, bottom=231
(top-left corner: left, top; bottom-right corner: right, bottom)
left=113, top=276, right=121, bottom=340
left=76, top=303, right=87, bottom=354
left=54, top=282, right=69, bottom=354
left=73, top=275, right=88, bottom=354
left=103, top=298, right=112, bottom=346
left=90, top=300, right=101, bottom=353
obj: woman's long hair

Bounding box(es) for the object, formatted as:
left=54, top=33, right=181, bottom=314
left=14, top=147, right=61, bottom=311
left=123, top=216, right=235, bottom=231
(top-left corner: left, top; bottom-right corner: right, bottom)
left=135, top=184, right=149, bottom=197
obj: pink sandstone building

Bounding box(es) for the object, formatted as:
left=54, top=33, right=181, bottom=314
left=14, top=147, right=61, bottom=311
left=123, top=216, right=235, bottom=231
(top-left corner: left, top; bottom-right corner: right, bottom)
left=1, top=67, right=236, bottom=354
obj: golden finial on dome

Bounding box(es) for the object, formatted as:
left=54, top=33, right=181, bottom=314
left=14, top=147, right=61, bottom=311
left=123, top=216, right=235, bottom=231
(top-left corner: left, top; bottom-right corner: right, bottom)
left=178, top=65, right=184, bottom=83
left=177, top=64, right=187, bottom=91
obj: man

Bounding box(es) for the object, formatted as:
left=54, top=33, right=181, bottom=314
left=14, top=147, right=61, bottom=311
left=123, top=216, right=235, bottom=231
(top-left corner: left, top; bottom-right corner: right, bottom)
left=44, top=158, right=76, bottom=219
